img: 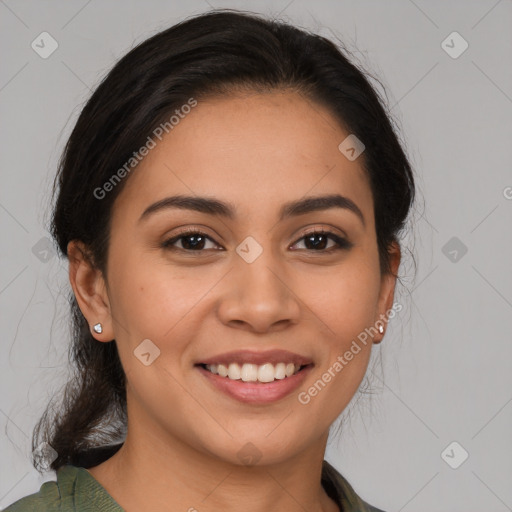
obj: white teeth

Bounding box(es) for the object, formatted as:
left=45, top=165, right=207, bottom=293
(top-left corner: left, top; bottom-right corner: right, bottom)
left=228, top=363, right=241, bottom=380
left=258, top=363, right=275, bottom=383
left=274, top=363, right=286, bottom=380
left=205, top=362, right=303, bottom=382
left=241, top=363, right=258, bottom=382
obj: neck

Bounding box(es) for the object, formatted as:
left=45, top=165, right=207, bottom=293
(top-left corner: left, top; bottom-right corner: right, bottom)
left=88, top=420, right=339, bottom=512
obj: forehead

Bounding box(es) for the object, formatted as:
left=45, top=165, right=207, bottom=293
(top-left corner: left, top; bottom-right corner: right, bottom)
left=112, top=91, right=374, bottom=227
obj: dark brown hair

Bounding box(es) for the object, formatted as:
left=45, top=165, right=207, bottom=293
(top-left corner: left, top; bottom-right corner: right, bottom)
left=32, top=8, right=416, bottom=472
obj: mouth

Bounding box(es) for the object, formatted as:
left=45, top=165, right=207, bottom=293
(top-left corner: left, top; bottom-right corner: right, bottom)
left=194, top=349, right=314, bottom=404
left=197, top=362, right=312, bottom=383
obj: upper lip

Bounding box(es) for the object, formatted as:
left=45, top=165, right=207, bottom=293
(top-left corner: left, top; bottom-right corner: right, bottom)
left=198, top=349, right=313, bottom=367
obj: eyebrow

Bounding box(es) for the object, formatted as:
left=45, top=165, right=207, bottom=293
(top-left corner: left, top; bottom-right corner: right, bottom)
left=138, top=193, right=365, bottom=227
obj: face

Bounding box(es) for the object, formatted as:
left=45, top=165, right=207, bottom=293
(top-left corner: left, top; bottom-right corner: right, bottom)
left=73, top=90, right=399, bottom=467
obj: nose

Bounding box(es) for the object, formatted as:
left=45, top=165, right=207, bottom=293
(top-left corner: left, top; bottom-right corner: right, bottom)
left=216, top=249, right=301, bottom=334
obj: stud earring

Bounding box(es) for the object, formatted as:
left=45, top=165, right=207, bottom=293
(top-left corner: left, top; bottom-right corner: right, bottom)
left=378, top=324, right=384, bottom=334
left=93, top=323, right=103, bottom=334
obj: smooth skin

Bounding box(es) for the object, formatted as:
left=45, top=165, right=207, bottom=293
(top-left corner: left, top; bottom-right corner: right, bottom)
left=68, top=90, right=400, bottom=512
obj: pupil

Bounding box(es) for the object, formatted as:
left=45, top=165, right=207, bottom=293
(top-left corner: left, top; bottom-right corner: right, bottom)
left=183, top=235, right=205, bottom=250
left=306, top=234, right=327, bottom=250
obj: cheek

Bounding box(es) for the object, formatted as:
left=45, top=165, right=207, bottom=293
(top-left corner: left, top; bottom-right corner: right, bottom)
left=109, top=270, right=199, bottom=411
left=293, top=258, right=379, bottom=410
left=108, top=260, right=222, bottom=390
left=110, top=254, right=205, bottom=337
left=299, top=259, right=381, bottom=344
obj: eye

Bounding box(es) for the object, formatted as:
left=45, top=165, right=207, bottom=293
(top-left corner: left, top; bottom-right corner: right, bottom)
left=162, top=228, right=352, bottom=253
left=162, top=229, right=221, bottom=251
left=291, top=229, right=352, bottom=252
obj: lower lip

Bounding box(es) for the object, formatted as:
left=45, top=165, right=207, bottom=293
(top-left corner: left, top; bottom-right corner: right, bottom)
left=196, top=365, right=313, bottom=404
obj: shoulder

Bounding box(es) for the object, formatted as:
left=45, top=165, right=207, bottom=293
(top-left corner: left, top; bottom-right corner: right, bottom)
left=321, top=460, right=388, bottom=512
left=3, top=465, right=123, bottom=512
left=2, top=466, right=75, bottom=512
left=2, top=478, right=61, bottom=512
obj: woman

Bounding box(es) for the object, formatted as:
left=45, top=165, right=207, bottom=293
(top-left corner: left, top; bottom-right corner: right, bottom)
left=5, top=8, right=415, bottom=511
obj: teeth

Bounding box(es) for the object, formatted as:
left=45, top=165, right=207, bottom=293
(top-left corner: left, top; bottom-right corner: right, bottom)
left=228, top=363, right=241, bottom=380
left=274, top=362, right=286, bottom=380
left=241, top=363, right=258, bottom=382
left=258, top=363, right=274, bottom=383
left=205, top=362, right=303, bottom=382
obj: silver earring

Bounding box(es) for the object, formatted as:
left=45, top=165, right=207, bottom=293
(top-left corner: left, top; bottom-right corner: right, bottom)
left=378, top=325, right=384, bottom=334
left=93, top=323, right=103, bottom=334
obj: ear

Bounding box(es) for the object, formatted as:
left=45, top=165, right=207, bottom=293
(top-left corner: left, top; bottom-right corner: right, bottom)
left=373, top=241, right=401, bottom=344
left=67, top=240, right=114, bottom=342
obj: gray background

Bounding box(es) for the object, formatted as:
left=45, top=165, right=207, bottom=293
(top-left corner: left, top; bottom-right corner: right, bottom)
left=1, top=1, right=511, bottom=511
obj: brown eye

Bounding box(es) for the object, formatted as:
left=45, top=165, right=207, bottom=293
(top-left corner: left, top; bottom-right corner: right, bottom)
left=162, top=230, right=220, bottom=251
left=291, top=230, right=352, bottom=252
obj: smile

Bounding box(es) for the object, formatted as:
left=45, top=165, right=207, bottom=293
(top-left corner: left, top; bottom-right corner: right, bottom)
left=203, top=362, right=304, bottom=383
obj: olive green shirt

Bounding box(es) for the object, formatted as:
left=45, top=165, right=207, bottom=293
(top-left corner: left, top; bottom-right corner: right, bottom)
left=4, top=461, right=385, bottom=511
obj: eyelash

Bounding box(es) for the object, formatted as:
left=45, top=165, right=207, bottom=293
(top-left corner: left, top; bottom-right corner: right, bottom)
left=161, top=228, right=353, bottom=253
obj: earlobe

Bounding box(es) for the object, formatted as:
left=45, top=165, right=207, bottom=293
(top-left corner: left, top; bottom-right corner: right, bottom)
left=373, top=241, right=401, bottom=344
left=67, top=240, right=113, bottom=342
